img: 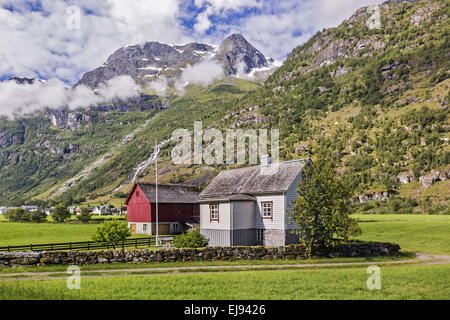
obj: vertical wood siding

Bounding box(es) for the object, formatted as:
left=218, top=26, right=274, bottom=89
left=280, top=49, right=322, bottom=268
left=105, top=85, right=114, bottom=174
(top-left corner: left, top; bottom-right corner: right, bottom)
left=232, top=201, right=256, bottom=230
left=285, top=172, right=302, bottom=229
left=127, top=185, right=152, bottom=222
left=200, top=229, right=231, bottom=246
left=127, top=185, right=199, bottom=224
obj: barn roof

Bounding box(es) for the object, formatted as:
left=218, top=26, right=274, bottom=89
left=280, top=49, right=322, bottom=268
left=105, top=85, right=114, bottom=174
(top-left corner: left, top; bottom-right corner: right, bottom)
left=126, top=183, right=200, bottom=204
left=200, top=159, right=310, bottom=198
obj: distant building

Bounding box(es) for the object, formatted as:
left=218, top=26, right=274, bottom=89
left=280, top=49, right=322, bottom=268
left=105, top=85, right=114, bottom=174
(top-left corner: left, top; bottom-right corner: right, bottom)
left=92, top=205, right=113, bottom=215
left=69, top=207, right=82, bottom=215
left=44, top=208, right=53, bottom=216
left=0, top=207, right=19, bottom=214
left=21, top=205, right=38, bottom=212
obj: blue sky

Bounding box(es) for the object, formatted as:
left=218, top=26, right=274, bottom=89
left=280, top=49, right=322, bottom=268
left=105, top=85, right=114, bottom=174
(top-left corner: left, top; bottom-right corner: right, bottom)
left=0, top=0, right=384, bottom=84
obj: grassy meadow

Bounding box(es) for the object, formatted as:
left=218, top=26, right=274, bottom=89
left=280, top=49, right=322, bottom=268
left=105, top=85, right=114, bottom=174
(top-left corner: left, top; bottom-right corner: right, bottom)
left=1, top=264, right=448, bottom=300
left=354, top=214, right=450, bottom=255
left=0, top=216, right=146, bottom=247
left=0, top=213, right=449, bottom=300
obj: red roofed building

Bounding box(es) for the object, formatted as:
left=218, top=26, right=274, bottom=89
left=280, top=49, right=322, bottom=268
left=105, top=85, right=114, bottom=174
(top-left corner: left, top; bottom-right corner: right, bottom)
left=125, top=183, right=200, bottom=235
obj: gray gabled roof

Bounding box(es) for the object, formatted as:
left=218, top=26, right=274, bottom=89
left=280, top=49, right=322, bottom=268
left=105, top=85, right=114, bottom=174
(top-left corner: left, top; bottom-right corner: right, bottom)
left=198, top=194, right=256, bottom=203
left=200, top=159, right=309, bottom=198
left=129, top=183, right=200, bottom=204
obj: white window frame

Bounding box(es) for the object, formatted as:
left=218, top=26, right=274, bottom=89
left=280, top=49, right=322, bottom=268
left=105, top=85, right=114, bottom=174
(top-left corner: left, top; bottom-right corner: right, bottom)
left=210, top=204, right=219, bottom=222
left=261, top=201, right=273, bottom=219
left=257, top=229, right=264, bottom=241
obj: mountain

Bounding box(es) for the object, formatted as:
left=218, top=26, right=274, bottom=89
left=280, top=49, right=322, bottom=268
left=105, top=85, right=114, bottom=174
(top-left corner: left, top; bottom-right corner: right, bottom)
left=0, top=0, right=448, bottom=214
left=77, top=33, right=271, bottom=89
left=215, top=33, right=269, bottom=75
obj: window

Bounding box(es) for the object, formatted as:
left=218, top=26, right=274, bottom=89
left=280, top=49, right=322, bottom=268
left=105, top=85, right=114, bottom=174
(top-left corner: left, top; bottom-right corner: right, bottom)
left=261, top=201, right=273, bottom=219
left=143, top=224, right=147, bottom=231
left=257, top=229, right=264, bottom=241
left=173, top=223, right=179, bottom=232
left=136, top=191, right=140, bottom=197
left=210, top=204, right=219, bottom=222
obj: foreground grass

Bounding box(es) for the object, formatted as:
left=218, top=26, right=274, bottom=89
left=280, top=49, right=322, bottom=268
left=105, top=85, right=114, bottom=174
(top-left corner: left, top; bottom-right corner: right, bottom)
left=1, top=264, right=448, bottom=300
left=0, top=253, right=414, bottom=274
left=354, top=214, right=450, bottom=255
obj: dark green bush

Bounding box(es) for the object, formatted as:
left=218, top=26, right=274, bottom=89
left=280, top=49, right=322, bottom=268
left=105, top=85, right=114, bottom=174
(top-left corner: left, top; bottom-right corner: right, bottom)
left=52, top=204, right=71, bottom=222
left=173, top=230, right=209, bottom=248
left=6, top=208, right=29, bottom=222
left=29, top=209, right=47, bottom=223
left=76, top=208, right=93, bottom=223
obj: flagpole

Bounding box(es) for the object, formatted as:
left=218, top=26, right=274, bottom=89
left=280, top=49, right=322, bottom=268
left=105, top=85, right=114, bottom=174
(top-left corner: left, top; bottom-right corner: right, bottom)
left=155, top=140, right=159, bottom=247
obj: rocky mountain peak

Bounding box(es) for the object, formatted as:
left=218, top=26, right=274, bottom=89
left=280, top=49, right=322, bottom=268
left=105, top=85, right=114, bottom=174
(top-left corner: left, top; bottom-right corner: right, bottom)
left=76, top=33, right=270, bottom=89
left=216, top=33, right=268, bottom=74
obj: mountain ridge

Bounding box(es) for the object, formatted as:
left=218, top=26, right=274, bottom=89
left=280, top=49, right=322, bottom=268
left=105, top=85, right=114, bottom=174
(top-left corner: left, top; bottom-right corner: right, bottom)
left=76, top=33, right=272, bottom=89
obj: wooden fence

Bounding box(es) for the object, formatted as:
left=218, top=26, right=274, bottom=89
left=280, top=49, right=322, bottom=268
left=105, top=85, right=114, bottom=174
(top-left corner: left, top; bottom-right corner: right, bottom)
left=0, top=236, right=173, bottom=252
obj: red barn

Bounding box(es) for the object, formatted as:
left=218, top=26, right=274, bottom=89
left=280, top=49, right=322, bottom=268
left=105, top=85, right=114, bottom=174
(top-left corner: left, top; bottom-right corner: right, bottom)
left=125, top=183, right=200, bottom=235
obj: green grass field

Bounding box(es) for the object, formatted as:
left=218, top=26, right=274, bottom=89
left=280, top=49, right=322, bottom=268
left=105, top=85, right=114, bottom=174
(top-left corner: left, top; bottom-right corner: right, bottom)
left=354, top=214, right=450, bottom=255
left=0, top=214, right=449, bottom=300
left=0, top=220, right=147, bottom=247
left=1, top=264, right=448, bottom=299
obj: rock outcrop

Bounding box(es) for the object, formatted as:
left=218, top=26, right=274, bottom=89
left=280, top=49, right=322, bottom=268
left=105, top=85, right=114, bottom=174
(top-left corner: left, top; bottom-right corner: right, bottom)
left=419, top=169, right=449, bottom=188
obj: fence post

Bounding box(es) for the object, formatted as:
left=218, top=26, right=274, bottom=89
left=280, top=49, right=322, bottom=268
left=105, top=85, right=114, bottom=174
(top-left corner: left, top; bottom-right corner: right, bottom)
left=51, top=243, right=54, bottom=251
left=8, top=245, right=10, bottom=252
left=70, top=242, right=72, bottom=250
left=30, top=244, right=33, bottom=251
left=122, top=241, right=124, bottom=250
left=135, top=238, right=137, bottom=248
left=87, top=241, right=90, bottom=251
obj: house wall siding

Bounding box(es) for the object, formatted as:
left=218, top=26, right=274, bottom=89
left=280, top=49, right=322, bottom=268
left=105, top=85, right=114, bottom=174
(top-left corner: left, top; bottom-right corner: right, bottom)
left=200, top=202, right=231, bottom=230
left=285, top=172, right=302, bottom=229
left=128, top=222, right=152, bottom=235
left=232, top=201, right=256, bottom=230
left=201, top=229, right=231, bottom=247
left=149, top=203, right=199, bottom=223
left=127, top=185, right=152, bottom=223
left=233, top=229, right=257, bottom=246
left=254, top=194, right=285, bottom=230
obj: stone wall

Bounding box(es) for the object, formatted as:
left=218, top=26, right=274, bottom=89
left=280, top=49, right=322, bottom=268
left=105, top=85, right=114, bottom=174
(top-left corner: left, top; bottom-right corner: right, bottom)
left=0, top=242, right=400, bottom=268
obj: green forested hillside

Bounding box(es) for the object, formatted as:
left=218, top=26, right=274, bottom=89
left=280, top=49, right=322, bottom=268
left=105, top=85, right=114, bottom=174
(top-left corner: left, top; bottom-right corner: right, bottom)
left=0, top=0, right=448, bottom=211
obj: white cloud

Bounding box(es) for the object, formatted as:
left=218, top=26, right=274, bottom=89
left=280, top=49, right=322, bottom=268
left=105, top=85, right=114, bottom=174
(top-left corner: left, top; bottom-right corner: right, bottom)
left=193, top=0, right=260, bottom=33
left=0, top=0, right=387, bottom=86
left=180, top=60, right=224, bottom=86
left=0, top=75, right=140, bottom=117
left=0, top=0, right=188, bottom=85
left=212, top=0, right=385, bottom=60
left=147, top=60, right=224, bottom=97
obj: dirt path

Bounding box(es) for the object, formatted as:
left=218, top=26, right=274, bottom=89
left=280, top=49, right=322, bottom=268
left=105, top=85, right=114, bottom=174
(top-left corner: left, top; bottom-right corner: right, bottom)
left=1, top=253, right=449, bottom=282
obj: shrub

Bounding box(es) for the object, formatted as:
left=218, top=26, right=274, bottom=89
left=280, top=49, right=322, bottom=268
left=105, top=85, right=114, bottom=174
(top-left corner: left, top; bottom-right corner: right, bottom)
left=76, top=208, right=93, bottom=223
left=92, top=220, right=131, bottom=245
left=29, top=209, right=47, bottom=223
left=173, top=230, right=209, bottom=248
left=52, top=204, right=71, bottom=222
left=6, top=208, right=29, bottom=222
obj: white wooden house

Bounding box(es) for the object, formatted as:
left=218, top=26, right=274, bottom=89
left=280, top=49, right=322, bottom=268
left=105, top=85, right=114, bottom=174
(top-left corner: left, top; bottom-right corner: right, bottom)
left=199, top=159, right=312, bottom=247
